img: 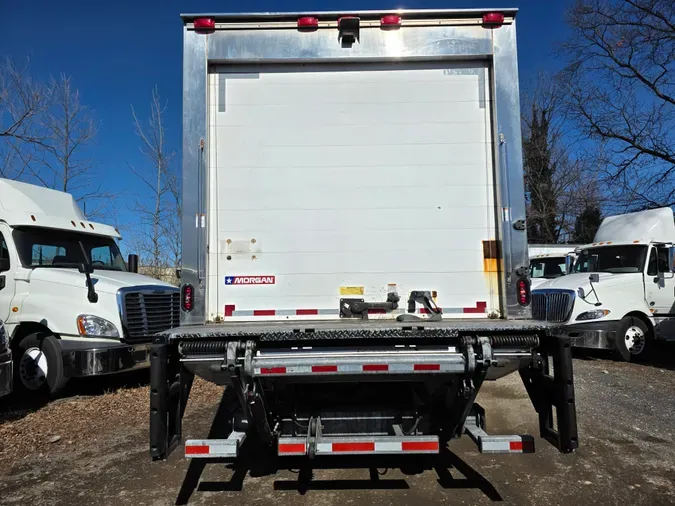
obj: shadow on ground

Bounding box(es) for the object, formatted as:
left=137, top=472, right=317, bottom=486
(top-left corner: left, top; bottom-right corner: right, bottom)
left=0, top=368, right=150, bottom=423
left=174, top=391, right=503, bottom=504
left=572, top=340, right=675, bottom=371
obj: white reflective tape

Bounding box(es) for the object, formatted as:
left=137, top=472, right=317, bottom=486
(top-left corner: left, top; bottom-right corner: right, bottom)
left=374, top=441, right=401, bottom=452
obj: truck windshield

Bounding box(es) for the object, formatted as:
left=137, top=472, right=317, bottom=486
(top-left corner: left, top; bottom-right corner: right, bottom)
left=12, top=227, right=127, bottom=271
left=530, top=258, right=566, bottom=279
left=573, top=245, right=648, bottom=274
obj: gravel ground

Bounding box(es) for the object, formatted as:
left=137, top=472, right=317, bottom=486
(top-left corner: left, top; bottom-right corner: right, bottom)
left=0, top=346, right=674, bottom=505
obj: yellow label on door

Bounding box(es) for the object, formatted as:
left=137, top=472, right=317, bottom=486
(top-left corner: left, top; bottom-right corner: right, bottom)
left=340, top=286, right=365, bottom=295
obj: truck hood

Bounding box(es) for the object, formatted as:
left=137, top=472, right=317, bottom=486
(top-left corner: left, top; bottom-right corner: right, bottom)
left=27, top=268, right=176, bottom=295
left=533, top=272, right=643, bottom=295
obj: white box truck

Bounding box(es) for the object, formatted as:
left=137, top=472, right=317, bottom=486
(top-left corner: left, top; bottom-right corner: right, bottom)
left=0, top=178, right=180, bottom=395
left=149, top=9, right=578, bottom=470
left=532, top=207, right=675, bottom=361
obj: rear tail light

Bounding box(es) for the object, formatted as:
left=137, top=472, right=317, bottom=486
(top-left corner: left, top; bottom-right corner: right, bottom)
left=482, top=12, right=505, bottom=28
left=297, top=16, right=319, bottom=31
left=516, top=278, right=530, bottom=306
left=182, top=284, right=194, bottom=312
left=193, top=18, right=216, bottom=33
left=380, top=15, right=401, bottom=30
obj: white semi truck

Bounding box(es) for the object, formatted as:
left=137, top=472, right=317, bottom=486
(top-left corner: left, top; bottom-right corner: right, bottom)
left=0, top=178, right=180, bottom=396
left=532, top=207, right=675, bottom=361
left=528, top=244, right=580, bottom=290
left=149, top=9, right=578, bottom=476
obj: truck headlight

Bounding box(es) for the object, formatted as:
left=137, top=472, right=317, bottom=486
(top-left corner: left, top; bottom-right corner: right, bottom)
left=77, top=315, right=120, bottom=337
left=576, top=309, right=610, bottom=321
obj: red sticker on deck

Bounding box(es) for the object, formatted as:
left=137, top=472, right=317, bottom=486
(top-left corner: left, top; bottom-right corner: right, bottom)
left=225, top=276, right=275, bottom=285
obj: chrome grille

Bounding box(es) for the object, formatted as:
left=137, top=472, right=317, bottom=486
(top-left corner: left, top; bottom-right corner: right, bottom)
left=120, top=288, right=180, bottom=343
left=531, top=290, right=575, bottom=323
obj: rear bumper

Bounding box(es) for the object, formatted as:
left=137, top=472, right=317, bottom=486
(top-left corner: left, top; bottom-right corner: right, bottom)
left=0, top=349, right=12, bottom=398
left=59, top=339, right=151, bottom=378
left=559, top=321, right=619, bottom=350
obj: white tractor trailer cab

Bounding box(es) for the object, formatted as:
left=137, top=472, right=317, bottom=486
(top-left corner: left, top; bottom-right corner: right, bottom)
left=528, top=244, right=580, bottom=290
left=0, top=179, right=180, bottom=395
left=532, top=208, right=675, bottom=361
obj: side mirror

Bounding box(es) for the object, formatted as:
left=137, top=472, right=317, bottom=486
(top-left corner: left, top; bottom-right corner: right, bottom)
left=128, top=254, right=139, bottom=274
left=589, top=273, right=600, bottom=283
left=669, top=246, right=675, bottom=273
left=78, top=262, right=93, bottom=275
left=0, top=257, right=9, bottom=273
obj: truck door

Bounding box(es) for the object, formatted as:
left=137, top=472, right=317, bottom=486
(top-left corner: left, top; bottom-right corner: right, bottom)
left=645, top=245, right=675, bottom=339
left=0, top=229, right=15, bottom=322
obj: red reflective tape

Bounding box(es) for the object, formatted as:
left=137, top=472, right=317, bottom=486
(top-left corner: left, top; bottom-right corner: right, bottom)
left=224, top=304, right=235, bottom=317
left=260, top=367, right=286, bottom=374
left=363, top=364, right=388, bottom=372
left=312, top=365, right=338, bottom=373
left=402, top=441, right=439, bottom=452
left=332, top=442, right=375, bottom=452
left=419, top=308, right=442, bottom=315
left=463, top=301, right=487, bottom=314
left=414, top=363, right=441, bottom=371
left=367, top=308, right=386, bottom=314
left=253, top=309, right=276, bottom=316
left=279, top=443, right=306, bottom=454
left=185, top=445, right=210, bottom=455
left=296, top=309, right=319, bottom=315
left=510, top=440, right=534, bottom=452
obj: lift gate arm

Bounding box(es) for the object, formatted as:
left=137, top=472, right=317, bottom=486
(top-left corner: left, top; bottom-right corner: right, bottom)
left=149, top=334, right=578, bottom=461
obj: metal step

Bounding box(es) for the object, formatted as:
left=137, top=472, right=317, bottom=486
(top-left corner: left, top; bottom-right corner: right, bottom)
left=464, top=408, right=535, bottom=454
left=185, top=431, right=246, bottom=458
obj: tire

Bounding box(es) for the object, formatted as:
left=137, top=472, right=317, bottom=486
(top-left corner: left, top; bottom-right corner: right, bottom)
left=14, top=332, right=69, bottom=396
left=614, top=316, right=652, bottom=362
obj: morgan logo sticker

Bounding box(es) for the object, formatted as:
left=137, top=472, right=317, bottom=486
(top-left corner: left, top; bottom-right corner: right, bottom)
left=225, top=275, right=276, bottom=286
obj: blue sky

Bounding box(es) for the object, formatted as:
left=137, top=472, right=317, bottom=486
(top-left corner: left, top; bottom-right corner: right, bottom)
left=1, top=0, right=572, bottom=243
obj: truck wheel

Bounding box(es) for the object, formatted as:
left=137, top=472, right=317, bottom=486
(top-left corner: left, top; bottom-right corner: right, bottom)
left=14, top=333, right=69, bottom=396
left=615, top=317, right=651, bottom=362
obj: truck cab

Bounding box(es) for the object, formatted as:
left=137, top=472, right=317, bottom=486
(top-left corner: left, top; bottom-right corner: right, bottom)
left=531, top=208, right=675, bottom=361
left=529, top=253, right=575, bottom=290
left=0, top=179, right=179, bottom=395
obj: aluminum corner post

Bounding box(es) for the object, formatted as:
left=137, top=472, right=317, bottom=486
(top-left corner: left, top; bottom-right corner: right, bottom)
left=180, top=11, right=529, bottom=323
left=181, top=26, right=208, bottom=325
left=492, top=19, right=530, bottom=319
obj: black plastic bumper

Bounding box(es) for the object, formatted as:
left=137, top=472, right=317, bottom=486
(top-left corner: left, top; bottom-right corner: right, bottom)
left=59, top=339, right=152, bottom=378
left=0, top=349, right=12, bottom=398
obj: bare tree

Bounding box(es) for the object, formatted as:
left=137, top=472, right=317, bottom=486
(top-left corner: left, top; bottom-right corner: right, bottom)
left=40, top=75, right=99, bottom=193
left=129, top=87, right=178, bottom=283
left=561, top=0, right=675, bottom=209
left=522, top=74, right=602, bottom=243
left=0, top=58, right=51, bottom=179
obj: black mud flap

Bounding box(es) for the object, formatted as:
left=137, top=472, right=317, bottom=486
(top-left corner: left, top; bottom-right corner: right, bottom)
left=520, top=335, right=578, bottom=453
left=150, top=336, right=194, bottom=461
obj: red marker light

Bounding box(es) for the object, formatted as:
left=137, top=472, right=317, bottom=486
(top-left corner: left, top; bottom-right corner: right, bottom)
left=482, top=12, right=505, bottom=28
left=193, top=18, right=216, bottom=33
left=182, top=284, right=194, bottom=312
left=380, top=15, right=401, bottom=30
left=517, top=278, right=530, bottom=306
left=297, top=16, right=319, bottom=31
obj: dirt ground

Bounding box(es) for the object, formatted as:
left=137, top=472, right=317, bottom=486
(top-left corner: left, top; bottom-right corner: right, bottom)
left=1, top=346, right=674, bottom=506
